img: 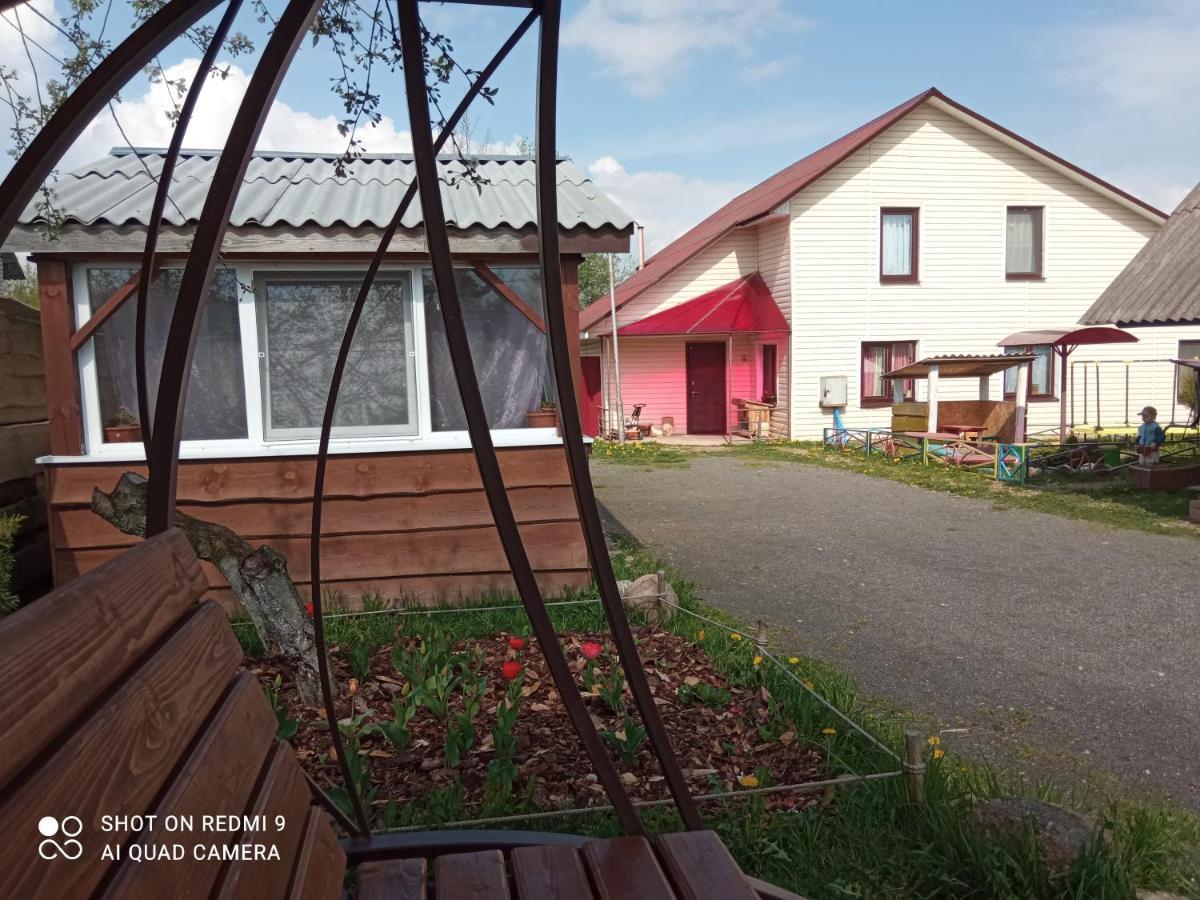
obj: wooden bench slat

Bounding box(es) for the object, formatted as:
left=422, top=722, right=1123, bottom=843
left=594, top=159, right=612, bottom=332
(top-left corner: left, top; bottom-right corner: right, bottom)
left=100, top=671, right=279, bottom=900
left=357, top=858, right=428, bottom=900
left=286, top=805, right=347, bottom=900
left=510, top=844, right=593, bottom=900
left=582, top=836, right=677, bottom=900
left=0, top=529, right=206, bottom=791
left=0, top=600, right=242, bottom=899
left=435, top=849, right=510, bottom=900
left=214, top=742, right=314, bottom=900
left=655, top=832, right=758, bottom=900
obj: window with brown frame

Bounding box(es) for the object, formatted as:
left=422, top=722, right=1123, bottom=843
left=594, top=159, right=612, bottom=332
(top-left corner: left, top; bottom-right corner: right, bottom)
left=1003, top=344, right=1056, bottom=399
left=861, top=341, right=917, bottom=404
left=879, top=208, right=918, bottom=282
left=1006, top=206, right=1044, bottom=279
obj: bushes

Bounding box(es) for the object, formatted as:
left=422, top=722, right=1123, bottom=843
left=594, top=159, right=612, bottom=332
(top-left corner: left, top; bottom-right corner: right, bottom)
left=0, top=514, right=22, bottom=615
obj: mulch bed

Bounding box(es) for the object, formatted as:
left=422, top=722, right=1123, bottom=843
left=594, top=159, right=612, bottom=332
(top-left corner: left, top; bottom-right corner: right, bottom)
left=254, top=626, right=825, bottom=817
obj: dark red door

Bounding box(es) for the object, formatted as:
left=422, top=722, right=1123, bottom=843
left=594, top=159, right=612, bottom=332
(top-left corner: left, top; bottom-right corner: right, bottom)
left=580, top=356, right=602, bottom=437
left=686, top=342, right=726, bottom=434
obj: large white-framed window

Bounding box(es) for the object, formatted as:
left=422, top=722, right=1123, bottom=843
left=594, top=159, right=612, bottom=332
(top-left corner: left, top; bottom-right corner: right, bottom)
left=70, top=261, right=558, bottom=458
left=256, top=271, right=419, bottom=440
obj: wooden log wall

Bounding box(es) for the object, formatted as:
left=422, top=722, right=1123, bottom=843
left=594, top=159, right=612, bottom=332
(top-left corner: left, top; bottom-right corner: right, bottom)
left=0, top=296, right=51, bottom=601
left=46, top=446, right=589, bottom=612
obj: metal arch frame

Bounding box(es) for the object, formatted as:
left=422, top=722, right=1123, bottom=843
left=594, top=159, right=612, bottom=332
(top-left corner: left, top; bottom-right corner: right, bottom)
left=0, top=0, right=700, bottom=843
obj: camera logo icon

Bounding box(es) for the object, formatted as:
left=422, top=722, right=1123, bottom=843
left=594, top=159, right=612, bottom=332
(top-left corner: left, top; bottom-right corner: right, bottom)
left=38, top=816, right=83, bottom=861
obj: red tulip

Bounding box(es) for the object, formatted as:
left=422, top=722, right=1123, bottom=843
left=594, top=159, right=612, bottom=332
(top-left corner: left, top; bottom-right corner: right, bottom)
left=304, top=601, right=314, bottom=619
left=508, top=636, right=526, bottom=651
left=502, top=660, right=523, bottom=681
left=581, top=641, right=603, bottom=660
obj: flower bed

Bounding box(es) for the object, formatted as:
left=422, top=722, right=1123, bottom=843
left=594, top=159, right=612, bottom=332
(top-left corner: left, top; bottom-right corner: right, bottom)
left=256, top=624, right=825, bottom=826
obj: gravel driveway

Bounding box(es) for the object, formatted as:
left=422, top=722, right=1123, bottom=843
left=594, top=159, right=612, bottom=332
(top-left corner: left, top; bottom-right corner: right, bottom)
left=591, top=454, right=1199, bottom=808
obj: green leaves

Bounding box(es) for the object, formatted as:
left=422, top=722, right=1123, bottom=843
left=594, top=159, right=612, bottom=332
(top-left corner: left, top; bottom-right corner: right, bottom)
left=601, top=716, right=647, bottom=766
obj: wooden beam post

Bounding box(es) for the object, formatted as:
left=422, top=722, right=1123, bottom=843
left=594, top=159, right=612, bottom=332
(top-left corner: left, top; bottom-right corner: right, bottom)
left=36, top=260, right=84, bottom=455
left=69, top=267, right=148, bottom=352
left=1014, top=363, right=1029, bottom=442
left=978, top=375, right=990, bottom=402
left=926, top=364, right=939, bottom=433
left=904, top=729, right=926, bottom=806
left=561, top=255, right=586, bottom=435
left=470, top=261, right=546, bottom=333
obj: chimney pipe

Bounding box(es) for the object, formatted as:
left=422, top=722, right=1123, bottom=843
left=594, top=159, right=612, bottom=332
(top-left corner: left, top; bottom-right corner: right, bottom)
left=636, top=224, right=645, bottom=269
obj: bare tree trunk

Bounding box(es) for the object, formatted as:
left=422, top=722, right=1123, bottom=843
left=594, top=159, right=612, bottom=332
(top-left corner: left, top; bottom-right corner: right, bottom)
left=91, top=472, right=322, bottom=705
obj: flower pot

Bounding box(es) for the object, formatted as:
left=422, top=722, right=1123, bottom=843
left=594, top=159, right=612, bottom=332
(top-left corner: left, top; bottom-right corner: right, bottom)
left=104, top=424, right=141, bottom=443
left=525, top=409, right=558, bottom=430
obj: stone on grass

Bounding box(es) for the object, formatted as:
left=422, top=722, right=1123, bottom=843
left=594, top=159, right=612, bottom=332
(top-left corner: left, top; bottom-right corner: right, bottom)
left=620, top=573, right=677, bottom=625
left=974, top=797, right=1096, bottom=874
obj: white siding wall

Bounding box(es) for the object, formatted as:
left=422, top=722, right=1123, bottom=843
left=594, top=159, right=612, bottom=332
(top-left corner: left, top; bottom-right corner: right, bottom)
left=756, top=216, right=792, bottom=436
left=787, top=105, right=1183, bottom=438
left=588, top=230, right=758, bottom=336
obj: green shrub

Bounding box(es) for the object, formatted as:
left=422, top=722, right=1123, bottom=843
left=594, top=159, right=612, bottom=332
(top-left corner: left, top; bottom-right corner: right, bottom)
left=0, top=514, right=23, bottom=616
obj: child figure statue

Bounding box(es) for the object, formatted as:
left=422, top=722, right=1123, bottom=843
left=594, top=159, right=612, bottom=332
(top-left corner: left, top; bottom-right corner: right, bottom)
left=1135, top=405, right=1166, bottom=465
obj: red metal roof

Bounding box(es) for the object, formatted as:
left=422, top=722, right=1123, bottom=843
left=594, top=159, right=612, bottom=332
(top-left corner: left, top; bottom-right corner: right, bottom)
left=618, top=273, right=787, bottom=336
left=582, top=87, right=1165, bottom=333
left=997, top=326, right=1138, bottom=348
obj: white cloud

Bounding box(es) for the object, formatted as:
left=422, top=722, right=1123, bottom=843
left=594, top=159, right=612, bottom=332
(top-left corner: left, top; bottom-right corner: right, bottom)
left=739, top=55, right=800, bottom=83
left=60, top=58, right=414, bottom=173
left=1054, top=0, right=1200, bottom=215
left=1058, top=0, right=1200, bottom=112
left=586, top=155, right=746, bottom=254
left=563, top=0, right=809, bottom=97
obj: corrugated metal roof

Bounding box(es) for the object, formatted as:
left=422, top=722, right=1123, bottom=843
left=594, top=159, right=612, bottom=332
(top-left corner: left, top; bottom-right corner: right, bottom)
left=18, top=148, right=633, bottom=232
left=997, top=326, right=1137, bottom=347
left=582, top=86, right=1166, bottom=332
left=1080, top=181, right=1200, bottom=327
left=884, top=354, right=1035, bottom=380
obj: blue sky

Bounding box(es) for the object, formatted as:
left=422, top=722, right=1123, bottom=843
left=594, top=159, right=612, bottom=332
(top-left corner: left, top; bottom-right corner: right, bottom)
left=3, top=1, right=1198, bottom=252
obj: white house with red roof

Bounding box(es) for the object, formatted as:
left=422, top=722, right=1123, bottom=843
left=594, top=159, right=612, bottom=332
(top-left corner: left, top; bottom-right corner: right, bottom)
left=581, top=88, right=1200, bottom=441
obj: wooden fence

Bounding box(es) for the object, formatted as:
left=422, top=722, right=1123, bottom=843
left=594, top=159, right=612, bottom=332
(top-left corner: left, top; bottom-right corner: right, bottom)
left=0, top=297, right=51, bottom=601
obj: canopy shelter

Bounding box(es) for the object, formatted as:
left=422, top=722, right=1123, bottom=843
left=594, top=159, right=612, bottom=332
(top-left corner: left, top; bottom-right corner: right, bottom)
left=618, top=272, right=787, bottom=336
left=885, top=354, right=1035, bottom=439
left=998, top=326, right=1138, bottom=439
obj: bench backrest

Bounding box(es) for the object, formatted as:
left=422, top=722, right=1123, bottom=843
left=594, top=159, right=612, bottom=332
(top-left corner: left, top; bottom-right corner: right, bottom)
left=0, top=528, right=345, bottom=900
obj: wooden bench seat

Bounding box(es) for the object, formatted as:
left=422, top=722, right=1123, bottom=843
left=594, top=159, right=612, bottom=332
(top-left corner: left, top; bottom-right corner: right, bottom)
left=354, top=832, right=788, bottom=900
left=0, top=530, right=800, bottom=900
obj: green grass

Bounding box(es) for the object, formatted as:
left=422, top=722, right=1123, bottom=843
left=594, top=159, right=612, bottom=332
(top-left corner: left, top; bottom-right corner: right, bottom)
left=721, top=441, right=1198, bottom=540
left=591, top=438, right=691, bottom=467
left=239, top=537, right=1200, bottom=899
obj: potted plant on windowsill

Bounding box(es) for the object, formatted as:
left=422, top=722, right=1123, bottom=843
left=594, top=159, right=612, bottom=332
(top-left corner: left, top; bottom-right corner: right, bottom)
left=526, top=400, right=558, bottom=431
left=104, top=405, right=141, bottom=443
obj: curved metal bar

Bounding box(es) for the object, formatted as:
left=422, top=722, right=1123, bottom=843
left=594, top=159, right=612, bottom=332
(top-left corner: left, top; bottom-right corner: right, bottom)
left=135, top=0, right=244, bottom=458
left=0, top=0, right=224, bottom=246
left=141, top=0, right=373, bottom=841
left=305, top=5, right=537, bottom=842
left=396, top=0, right=643, bottom=835
left=531, top=0, right=702, bottom=830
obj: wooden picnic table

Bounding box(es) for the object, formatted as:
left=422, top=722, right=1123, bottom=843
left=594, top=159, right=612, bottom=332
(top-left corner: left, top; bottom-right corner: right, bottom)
left=938, top=423, right=988, bottom=440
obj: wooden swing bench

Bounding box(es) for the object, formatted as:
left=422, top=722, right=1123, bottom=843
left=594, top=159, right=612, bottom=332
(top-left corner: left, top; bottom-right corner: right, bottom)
left=0, top=530, right=798, bottom=900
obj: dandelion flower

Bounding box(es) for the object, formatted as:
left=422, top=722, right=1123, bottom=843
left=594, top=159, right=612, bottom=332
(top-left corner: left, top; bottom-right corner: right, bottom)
left=788, top=656, right=800, bottom=665
left=802, top=680, right=814, bottom=690
left=821, top=727, right=837, bottom=735
left=752, top=656, right=763, bottom=667
left=737, top=774, right=759, bottom=788
left=697, top=629, right=705, bottom=641
left=933, top=748, right=945, bottom=760
left=731, top=632, right=743, bottom=641
left=927, top=736, right=941, bottom=746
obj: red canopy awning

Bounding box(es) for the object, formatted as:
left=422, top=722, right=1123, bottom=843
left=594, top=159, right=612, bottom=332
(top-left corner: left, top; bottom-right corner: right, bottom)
left=618, top=272, right=788, bottom=336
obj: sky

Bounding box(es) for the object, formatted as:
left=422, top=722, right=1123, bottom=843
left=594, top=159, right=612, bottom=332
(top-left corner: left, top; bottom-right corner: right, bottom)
left=2, top=0, right=1198, bottom=254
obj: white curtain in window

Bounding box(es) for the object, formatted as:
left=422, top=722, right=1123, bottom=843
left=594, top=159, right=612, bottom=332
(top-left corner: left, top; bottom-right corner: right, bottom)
left=424, top=268, right=551, bottom=431
left=881, top=214, right=913, bottom=276
left=86, top=268, right=246, bottom=441
left=1006, top=209, right=1036, bottom=273
left=864, top=345, right=887, bottom=397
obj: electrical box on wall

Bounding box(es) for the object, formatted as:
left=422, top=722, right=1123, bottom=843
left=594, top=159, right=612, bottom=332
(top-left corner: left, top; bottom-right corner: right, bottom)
left=820, top=376, right=847, bottom=408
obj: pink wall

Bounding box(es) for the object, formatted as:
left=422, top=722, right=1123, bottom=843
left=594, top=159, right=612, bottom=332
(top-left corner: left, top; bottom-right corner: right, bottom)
left=606, top=335, right=767, bottom=434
